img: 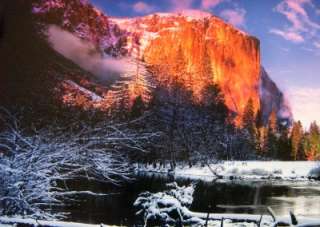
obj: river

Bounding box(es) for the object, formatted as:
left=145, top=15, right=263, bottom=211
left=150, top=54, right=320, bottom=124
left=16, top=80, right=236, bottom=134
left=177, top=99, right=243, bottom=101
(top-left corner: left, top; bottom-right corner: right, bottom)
left=53, top=174, right=320, bottom=226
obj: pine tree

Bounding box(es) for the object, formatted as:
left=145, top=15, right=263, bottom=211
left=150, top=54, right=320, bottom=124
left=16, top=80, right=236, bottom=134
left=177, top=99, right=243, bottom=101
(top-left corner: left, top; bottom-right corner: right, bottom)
left=291, top=121, right=304, bottom=160
left=242, top=98, right=257, bottom=141
left=278, top=127, right=291, bottom=160
left=268, top=109, right=278, bottom=134
left=129, top=59, right=153, bottom=105
left=255, top=108, right=266, bottom=153
left=104, top=73, right=131, bottom=120
left=304, top=121, right=320, bottom=160
left=264, top=109, right=280, bottom=158
left=255, top=108, right=264, bottom=129
left=130, top=95, right=145, bottom=119
left=201, top=84, right=228, bottom=123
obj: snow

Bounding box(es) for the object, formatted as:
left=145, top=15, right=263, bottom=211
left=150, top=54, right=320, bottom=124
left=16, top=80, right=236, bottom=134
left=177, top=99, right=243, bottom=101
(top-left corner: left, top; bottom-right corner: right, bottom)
left=32, top=0, right=66, bottom=14
left=153, top=13, right=174, bottom=18
left=0, top=109, right=153, bottom=219
left=137, top=161, right=320, bottom=182
left=152, top=10, right=212, bottom=21
left=0, top=217, right=112, bottom=227
left=178, top=9, right=212, bottom=21
left=64, top=80, right=103, bottom=102
left=134, top=183, right=197, bottom=225
left=133, top=182, right=320, bottom=226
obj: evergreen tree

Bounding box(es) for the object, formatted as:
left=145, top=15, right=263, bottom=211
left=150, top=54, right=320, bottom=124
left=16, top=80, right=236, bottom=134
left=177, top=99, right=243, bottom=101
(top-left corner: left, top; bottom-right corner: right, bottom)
left=130, top=95, right=145, bottom=119
left=255, top=108, right=266, bottom=153
left=268, top=109, right=278, bottom=134
left=304, top=121, right=320, bottom=160
left=264, top=109, right=279, bottom=158
left=130, top=59, right=153, bottom=105
left=201, top=84, right=228, bottom=123
left=242, top=98, right=257, bottom=143
left=291, top=121, right=304, bottom=160
left=265, top=128, right=278, bottom=158
left=255, top=108, right=264, bottom=129
left=278, top=127, right=291, bottom=160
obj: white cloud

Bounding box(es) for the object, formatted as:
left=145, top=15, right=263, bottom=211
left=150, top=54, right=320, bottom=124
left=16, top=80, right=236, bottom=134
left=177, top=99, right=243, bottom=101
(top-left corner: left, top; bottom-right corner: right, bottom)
left=271, top=0, right=320, bottom=47
left=47, top=25, right=134, bottom=80
left=169, top=0, right=194, bottom=11
left=201, top=0, right=224, bottom=9
left=132, top=1, right=155, bottom=14
left=220, top=7, right=246, bottom=27
left=169, top=0, right=226, bottom=12
left=314, top=41, right=320, bottom=48
left=288, top=86, right=320, bottom=127
left=270, top=29, right=304, bottom=43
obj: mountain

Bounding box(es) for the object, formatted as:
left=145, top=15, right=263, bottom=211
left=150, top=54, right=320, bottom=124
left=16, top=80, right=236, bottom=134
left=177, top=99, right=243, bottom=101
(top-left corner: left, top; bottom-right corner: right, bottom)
left=1, top=0, right=292, bottom=125
left=260, top=67, right=292, bottom=125
left=110, top=12, right=261, bottom=124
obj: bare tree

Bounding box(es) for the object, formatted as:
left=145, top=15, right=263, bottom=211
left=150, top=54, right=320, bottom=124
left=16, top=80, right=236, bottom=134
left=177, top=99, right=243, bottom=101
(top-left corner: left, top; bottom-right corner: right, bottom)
left=0, top=108, right=158, bottom=219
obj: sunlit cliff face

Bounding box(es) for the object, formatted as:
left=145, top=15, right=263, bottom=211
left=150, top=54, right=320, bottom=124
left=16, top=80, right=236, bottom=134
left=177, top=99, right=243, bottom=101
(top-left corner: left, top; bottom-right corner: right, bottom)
left=118, top=13, right=261, bottom=123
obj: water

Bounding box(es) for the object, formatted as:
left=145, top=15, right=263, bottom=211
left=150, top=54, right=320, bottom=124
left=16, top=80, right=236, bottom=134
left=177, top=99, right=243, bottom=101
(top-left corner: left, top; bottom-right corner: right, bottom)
left=57, top=175, right=320, bottom=226
left=192, top=181, right=320, bottom=218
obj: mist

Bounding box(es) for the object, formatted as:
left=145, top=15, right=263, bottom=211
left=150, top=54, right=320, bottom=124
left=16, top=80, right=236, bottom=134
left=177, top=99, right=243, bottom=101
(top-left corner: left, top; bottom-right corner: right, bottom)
left=47, top=25, right=134, bottom=81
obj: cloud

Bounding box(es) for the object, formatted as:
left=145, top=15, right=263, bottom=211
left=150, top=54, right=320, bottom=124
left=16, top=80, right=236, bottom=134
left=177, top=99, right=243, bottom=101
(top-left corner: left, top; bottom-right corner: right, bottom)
left=314, top=41, right=320, bottom=48
left=201, top=0, right=224, bottom=9
left=288, top=86, right=320, bottom=127
left=220, top=8, right=246, bottom=27
left=169, top=0, right=226, bottom=11
left=47, top=25, right=134, bottom=81
left=170, top=0, right=194, bottom=11
left=167, top=0, right=246, bottom=28
left=132, top=1, right=155, bottom=14
left=271, top=0, right=320, bottom=46
left=270, top=29, right=304, bottom=43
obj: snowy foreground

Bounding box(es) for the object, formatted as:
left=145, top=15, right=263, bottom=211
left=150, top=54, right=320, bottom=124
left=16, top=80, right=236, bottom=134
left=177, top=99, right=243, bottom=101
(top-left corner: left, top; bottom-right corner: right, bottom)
left=133, top=182, right=320, bottom=227
left=2, top=182, right=320, bottom=227
left=0, top=217, right=117, bottom=227
left=1, top=162, right=320, bottom=226
left=136, top=161, right=320, bottom=182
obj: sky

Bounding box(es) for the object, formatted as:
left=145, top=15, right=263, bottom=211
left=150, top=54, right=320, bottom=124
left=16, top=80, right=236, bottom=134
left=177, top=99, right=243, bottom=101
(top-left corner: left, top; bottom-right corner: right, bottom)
left=89, top=0, right=320, bottom=127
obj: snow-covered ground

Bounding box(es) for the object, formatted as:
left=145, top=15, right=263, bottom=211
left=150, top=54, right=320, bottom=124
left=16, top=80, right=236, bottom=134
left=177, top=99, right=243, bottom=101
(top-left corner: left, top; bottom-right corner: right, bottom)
left=0, top=217, right=118, bottom=227
left=136, top=161, right=320, bottom=182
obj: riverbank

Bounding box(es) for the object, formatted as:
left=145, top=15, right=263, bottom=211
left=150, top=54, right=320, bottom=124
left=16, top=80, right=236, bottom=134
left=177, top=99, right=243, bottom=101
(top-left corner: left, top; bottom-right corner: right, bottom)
left=135, top=161, right=320, bottom=182
left=0, top=217, right=119, bottom=227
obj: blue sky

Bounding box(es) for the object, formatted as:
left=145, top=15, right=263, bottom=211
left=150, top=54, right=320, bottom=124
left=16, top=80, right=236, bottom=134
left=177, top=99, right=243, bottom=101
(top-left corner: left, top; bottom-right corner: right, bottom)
left=90, top=0, right=320, bottom=127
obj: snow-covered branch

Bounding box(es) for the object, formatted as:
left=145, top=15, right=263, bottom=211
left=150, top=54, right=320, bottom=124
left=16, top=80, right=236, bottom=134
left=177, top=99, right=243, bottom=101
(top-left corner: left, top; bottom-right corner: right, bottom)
left=0, top=108, right=157, bottom=219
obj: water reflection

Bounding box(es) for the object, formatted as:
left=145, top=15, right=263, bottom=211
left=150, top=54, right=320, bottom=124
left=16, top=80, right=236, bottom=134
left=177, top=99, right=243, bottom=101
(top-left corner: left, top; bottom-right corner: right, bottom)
left=267, top=186, right=320, bottom=218
left=58, top=176, right=320, bottom=225
left=193, top=181, right=320, bottom=218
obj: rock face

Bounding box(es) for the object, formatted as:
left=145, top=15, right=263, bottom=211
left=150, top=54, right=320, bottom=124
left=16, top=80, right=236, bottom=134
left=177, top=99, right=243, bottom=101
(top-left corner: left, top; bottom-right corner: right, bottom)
left=116, top=13, right=261, bottom=122
left=260, top=67, right=292, bottom=125
left=31, top=0, right=291, bottom=124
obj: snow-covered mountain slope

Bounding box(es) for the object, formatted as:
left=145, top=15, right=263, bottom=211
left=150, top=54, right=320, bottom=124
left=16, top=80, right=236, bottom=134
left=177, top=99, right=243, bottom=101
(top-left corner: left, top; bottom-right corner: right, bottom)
left=31, top=0, right=291, bottom=124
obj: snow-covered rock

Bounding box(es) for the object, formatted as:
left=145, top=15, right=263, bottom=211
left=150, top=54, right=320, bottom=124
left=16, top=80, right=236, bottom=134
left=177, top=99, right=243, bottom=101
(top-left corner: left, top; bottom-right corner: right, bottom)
left=133, top=182, right=276, bottom=226
left=134, top=182, right=196, bottom=226
left=309, top=166, right=320, bottom=179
